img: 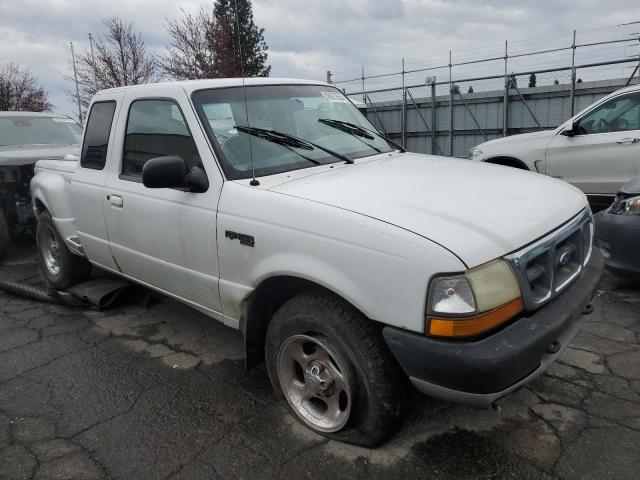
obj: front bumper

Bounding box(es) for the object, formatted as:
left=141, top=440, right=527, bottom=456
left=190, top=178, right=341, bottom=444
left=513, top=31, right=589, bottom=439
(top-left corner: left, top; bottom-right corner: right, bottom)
left=595, top=211, right=640, bottom=278
left=383, top=249, right=604, bottom=408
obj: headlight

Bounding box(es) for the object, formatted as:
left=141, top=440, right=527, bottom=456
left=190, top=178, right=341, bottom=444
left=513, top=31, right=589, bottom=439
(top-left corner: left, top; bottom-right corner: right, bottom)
left=431, top=277, right=476, bottom=314
left=468, top=147, right=484, bottom=160
left=621, top=195, right=640, bottom=215
left=426, top=259, right=523, bottom=338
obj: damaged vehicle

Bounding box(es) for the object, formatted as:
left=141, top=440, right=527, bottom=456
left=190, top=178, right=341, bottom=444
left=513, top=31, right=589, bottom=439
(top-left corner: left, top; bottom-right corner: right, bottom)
left=0, top=112, right=82, bottom=256
left=31, top=79, right=603, bottom=446
left=595, top=175, right=640, bottom=279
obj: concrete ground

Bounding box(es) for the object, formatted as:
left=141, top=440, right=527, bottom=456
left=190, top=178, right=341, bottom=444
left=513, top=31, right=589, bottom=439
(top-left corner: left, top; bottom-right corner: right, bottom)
left=1, top=249, right=639, bottom=480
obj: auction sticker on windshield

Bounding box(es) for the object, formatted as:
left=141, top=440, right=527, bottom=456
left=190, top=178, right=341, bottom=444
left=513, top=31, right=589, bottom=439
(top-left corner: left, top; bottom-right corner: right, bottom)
left=321, top=91, right=349, bottom=103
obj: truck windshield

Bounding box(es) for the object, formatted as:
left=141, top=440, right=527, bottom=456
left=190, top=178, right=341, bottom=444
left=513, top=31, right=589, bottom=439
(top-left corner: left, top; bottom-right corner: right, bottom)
left=192, top=85, right=394, bottom=180
left=0, top=116, right=82, bottom=147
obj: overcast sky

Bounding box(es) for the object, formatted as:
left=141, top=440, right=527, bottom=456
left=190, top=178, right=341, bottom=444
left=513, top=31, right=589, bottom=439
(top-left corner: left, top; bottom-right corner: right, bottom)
left=1, top=0, right=640, bottom=118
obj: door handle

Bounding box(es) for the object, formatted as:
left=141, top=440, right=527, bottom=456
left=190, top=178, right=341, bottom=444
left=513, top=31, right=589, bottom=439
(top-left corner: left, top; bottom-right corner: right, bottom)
left=107, top=194, right=123, bottom=207
left=616, top=138, right=640, bottom=145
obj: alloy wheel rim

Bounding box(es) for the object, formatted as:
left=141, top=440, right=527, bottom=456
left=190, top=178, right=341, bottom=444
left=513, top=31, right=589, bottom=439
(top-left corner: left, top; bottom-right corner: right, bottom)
left=277, top=334, right=352, bottom=433
left=39, top=226, right=61, bottom=276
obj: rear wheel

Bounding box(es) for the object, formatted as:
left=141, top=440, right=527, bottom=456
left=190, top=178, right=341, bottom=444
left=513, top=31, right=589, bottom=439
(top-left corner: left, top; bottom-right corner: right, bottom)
left=265, top=290, right=406, bottom=447
left=36, top=211, right=91, bottom=289
left=0, top=208, right=9, bottom=260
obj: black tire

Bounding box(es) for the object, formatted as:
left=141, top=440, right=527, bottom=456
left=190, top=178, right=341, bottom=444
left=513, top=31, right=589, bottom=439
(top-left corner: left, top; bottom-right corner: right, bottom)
left=265, top=290, right=406, bottom=447
left=36, top=211, right=91, bottom=289
left=0, top=207, right=10, bottom=260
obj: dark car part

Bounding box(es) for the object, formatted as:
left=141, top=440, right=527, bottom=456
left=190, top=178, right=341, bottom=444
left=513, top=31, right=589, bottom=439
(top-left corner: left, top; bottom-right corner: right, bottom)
left=0, top=163, right=36, bottom=256
left=0, top=207, right=9, bottom=257
left=595, top=176, right=640, bottom=279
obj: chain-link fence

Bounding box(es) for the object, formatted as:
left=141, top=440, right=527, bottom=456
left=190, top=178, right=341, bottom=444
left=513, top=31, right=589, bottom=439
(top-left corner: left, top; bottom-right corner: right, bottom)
left=332, top=31, right=640, bottom=157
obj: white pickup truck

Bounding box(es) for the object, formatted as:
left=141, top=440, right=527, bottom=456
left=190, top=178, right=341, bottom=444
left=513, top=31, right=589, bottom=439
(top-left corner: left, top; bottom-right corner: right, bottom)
left=31, top=78, right=603, bottom=446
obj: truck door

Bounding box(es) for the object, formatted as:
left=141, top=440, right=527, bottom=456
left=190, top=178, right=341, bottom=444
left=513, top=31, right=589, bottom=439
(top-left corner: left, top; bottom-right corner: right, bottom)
left=546, top=91, right=640, bottom=202
left=102, top=87, right=224, bottom=315
left=68, top=94, right=123, bottom=271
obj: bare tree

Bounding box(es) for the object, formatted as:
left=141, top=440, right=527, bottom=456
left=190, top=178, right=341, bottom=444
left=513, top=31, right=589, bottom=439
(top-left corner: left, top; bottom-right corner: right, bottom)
left=162, top=0, right=270, bottom=80
left=0, top=63, right=52, bottom=112
left=67, top=17, right=159, bottom=115
left=161, top=7, right=218, bottom=79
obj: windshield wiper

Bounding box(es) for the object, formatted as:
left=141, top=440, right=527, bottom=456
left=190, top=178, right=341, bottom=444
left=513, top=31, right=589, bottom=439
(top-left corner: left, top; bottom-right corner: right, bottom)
left=318, top=118, right=382, bottom=153
left=318, top=118, right=406, bottom=153
left=234, top=125, right=354, bottom=164
left=319, top=118, right=375, bottom=140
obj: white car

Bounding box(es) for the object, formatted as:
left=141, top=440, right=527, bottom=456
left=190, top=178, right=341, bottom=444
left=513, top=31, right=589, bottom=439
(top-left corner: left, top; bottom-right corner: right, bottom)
left=30, top=78, right=602, bottom=446
left=470, top=84, right=640, bottom=209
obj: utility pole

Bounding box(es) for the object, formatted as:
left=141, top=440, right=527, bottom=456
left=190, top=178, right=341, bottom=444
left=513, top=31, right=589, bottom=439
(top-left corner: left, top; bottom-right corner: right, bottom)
left=88, top=33, right=98, bottom=88
left=503, top=40, right=508, bottom=137
left=570, top=29, right=577, bottom=116
left=448, top=50, right=453, bottom=156
left=361, top=65, right=365, bottom=103
left=401, top=57, right=406, bottom=148
left=70, top=42, right=83, bottom=124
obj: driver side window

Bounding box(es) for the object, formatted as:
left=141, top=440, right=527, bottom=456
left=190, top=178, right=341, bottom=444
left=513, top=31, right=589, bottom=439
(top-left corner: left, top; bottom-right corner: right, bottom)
left=122, top=99, right=201, bottom=179
left=578, top=93, right=640, bottom=135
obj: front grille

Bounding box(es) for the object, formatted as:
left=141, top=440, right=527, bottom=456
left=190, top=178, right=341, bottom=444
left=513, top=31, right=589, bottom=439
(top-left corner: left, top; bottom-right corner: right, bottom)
left=506, top=209, right=593, bottom=311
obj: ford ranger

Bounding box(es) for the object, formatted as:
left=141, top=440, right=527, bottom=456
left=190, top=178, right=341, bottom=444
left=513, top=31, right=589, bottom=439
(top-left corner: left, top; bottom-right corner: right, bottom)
left=30, top=78, right=603, bottom=446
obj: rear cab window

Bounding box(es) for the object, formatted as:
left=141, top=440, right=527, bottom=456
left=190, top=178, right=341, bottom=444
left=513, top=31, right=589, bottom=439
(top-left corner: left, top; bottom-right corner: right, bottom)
left=81, top=101, right=117, bottom=170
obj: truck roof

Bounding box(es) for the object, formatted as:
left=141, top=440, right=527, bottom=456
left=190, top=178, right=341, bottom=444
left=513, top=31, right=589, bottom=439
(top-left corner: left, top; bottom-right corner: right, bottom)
left=0, top=111, right=69, bottom=118
left=96, top=77, right=329, bottom=96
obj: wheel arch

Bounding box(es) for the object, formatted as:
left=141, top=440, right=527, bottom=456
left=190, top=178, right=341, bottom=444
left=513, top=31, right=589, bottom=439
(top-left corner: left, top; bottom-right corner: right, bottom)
left=241, top=275, right=368, bottom=370
left=34, top=198, right=49, bottom=216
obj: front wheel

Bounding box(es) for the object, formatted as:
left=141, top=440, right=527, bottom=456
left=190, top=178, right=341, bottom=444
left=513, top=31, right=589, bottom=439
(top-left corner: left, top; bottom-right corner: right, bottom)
left=265, top=291, right=406, bottom=447
left=36, top=211, right=91, bottom=289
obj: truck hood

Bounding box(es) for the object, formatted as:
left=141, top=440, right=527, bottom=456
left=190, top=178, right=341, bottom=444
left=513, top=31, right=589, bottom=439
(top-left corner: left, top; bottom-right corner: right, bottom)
left=0, top=144, right=80, bottom=167
left=269, top=152, right=587, bottom=267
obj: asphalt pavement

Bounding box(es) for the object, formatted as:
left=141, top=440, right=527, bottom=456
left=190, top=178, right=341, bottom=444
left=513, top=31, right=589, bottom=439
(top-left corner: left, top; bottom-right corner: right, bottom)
left=1, top=248, right=639, bottom=480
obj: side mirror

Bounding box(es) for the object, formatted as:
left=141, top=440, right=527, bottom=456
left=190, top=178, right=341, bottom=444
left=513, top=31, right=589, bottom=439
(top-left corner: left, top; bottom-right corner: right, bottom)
left=142, top=156, right=208, bottom=193
left=185, top=166, right=209, bottom=193
left=562, top=120, right=579, bottom=137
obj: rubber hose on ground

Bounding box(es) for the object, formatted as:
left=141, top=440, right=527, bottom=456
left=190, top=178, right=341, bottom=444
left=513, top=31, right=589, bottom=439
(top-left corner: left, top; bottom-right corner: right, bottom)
left=0, top=276, right=61, bottom=304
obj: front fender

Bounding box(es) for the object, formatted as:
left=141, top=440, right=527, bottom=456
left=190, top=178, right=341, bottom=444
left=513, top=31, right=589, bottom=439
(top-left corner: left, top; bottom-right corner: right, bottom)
left=217, top=183, right=465, bottom=333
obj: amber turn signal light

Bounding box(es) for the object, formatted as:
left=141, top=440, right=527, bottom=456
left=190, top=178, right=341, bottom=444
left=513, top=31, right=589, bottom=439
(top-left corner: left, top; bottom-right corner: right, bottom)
left=427, top=297, right=524, bottom=338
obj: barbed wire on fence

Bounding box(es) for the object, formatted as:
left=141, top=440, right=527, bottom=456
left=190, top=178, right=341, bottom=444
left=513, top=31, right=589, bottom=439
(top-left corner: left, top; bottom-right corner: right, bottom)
left=330, top=25, right=640, bottom=159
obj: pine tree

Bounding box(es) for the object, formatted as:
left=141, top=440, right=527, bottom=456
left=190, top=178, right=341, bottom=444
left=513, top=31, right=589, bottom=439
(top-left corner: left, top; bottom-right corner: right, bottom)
left=528, top=73, right=537, bottom=88
left=213, top=0, right=270, bottom=77
left=467, top=85, right=474, bottom=93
